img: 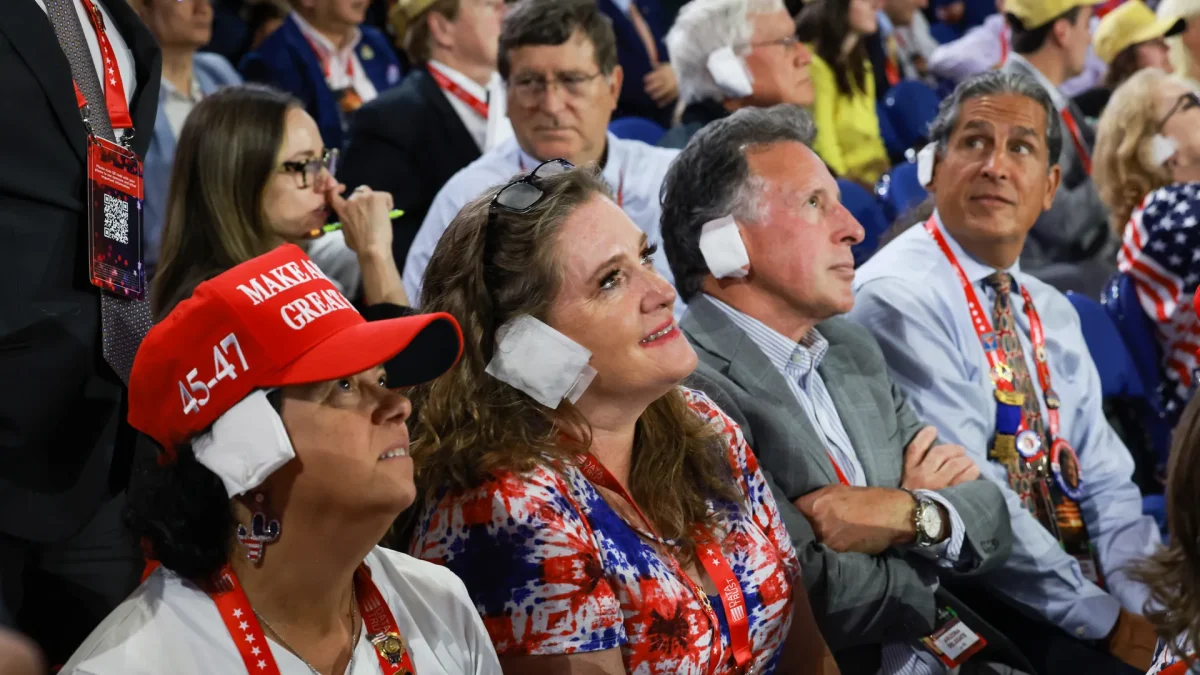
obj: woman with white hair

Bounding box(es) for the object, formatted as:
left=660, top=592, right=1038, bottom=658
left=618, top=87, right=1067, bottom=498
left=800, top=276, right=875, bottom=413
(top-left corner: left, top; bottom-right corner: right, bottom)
left=658, top=0, right=813, bottom=149
left=1093, top=67, right=1200, bottom=429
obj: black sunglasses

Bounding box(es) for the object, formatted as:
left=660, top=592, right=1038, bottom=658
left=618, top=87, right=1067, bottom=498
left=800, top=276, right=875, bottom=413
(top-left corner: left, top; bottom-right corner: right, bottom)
left=1160, top=91, right=1200, bottom=129
left=490, top=159, right=574, bottom=216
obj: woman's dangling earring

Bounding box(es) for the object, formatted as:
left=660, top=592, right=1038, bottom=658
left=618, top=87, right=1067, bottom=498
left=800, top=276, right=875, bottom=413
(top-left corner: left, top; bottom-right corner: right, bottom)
left=236, top=492, right=281, bottom=565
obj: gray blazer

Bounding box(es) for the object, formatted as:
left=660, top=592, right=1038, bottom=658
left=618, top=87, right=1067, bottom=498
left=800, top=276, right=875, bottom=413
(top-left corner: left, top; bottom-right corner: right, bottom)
left=1000, top=57, right=1113, bottom=271
left=681, top=296, right=1012, bottom=661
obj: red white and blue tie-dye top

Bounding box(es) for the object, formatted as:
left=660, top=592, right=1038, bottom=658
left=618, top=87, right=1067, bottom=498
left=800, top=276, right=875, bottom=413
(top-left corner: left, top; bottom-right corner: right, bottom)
left=410, top=388, right=801, bottom=674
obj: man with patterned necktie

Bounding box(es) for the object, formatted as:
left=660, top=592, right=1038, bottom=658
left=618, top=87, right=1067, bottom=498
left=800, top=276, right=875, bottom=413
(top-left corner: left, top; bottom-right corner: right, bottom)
left=852, top=71, right=1162, bottom=675
left=0, top=0, right=160, bottom=664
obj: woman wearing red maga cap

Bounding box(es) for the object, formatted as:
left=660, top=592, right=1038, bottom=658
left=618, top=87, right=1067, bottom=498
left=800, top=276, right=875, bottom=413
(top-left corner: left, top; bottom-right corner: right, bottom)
left=59, top=245, right=501, bottom=675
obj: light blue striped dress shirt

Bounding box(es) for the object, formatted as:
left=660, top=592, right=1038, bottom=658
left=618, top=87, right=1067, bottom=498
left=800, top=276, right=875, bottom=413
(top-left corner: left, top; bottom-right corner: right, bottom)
left=708, top=296, right=967, bottom=675
left=849, top=213, right=1162, bottom=643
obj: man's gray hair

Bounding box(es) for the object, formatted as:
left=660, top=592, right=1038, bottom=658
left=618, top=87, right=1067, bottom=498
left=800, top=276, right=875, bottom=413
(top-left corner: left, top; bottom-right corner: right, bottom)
left=660, top=104, right=816, bottom=303
left=666, top=0, right=786, bottom=105
left=927, top=70, right=1064, bottom=170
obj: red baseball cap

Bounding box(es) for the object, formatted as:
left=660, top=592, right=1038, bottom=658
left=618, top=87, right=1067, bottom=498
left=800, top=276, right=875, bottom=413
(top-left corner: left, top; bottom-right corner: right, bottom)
left=128, top=244, right=463, bottom=454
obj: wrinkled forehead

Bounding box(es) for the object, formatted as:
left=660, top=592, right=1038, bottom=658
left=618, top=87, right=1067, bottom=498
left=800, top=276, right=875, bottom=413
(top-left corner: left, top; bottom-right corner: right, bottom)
left=952, top=94, right=1049, bottom=140
left=507, top=31, right=599, bottom=75
left=744, top=141, right=835, bottom=205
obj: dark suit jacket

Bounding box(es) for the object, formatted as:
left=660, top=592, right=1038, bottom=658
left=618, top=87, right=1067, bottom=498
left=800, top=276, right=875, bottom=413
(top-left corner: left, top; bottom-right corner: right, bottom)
left=339, top=66, right=480, bottom=271
left=239, top=14, right=403, bottom=151
left=0, top=0, right=160, bottom=541
left=681, top=296, right=1013, bottom=672
left=598, top=0, right=673, bottom=127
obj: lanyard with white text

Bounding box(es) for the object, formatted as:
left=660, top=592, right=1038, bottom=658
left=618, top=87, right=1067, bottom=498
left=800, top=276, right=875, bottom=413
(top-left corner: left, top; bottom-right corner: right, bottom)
left=923, top=218, right=1061, bottom=441
left=427, top=63, right=488, bottom=119
left=210, top=563, right=417, bottom=674
left=73, top=0, right=133, bottom=131
left=577, top=454, right=752, bottom=670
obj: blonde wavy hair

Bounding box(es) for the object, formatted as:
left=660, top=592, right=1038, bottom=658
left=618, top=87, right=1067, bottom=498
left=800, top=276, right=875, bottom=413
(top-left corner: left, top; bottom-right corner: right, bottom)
left=1094, top=68, right=1176, bottom=235
left=408, top=165, right=741, bottom=559
left=1135, top=393, right=1200, bottom=663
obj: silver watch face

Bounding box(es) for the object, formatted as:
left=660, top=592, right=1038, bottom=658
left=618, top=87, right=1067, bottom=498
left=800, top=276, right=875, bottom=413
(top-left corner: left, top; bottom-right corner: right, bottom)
left=920, top=502, right=943, bottom=539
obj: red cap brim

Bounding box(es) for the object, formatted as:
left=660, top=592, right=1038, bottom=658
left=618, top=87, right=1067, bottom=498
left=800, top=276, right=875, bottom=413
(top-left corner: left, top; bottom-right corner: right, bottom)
left=266, top=312, right=463, bottom=388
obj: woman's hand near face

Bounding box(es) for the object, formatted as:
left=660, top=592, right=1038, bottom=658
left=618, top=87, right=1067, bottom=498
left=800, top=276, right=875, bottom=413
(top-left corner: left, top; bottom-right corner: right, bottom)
left=326, top=183, right=409, bottom=307
left=328, top=184, right=395, bottom=259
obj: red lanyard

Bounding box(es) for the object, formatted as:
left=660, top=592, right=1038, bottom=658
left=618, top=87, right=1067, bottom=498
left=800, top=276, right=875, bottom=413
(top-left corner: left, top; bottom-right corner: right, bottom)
left=577, top=454, right=752, bottom=670
left=827, top=453, right=851, bottom=486
left=884, top=36, right=901, bottom=87
left=210, top=563, right=416, bottom=674
left=998, top=27, right=1009, bottom=67
left=923, top=218, right=1061, bottom=440
left=1060, top=108, right=1093, bottom=176
left=72, top=0, right=133, bottom=130
left=428, top=63, right=489, bottom=119
left=303, top=35, right=355, bottom=83
left=520, top=157, right=624, bottom=207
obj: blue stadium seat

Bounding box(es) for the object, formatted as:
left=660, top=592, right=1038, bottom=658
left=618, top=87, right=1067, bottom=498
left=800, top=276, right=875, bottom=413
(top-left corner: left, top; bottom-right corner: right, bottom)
left=1100, top=274, right=1173, bottom=468
left=881, top=81, right=942, bottom=153
left=929, top=21, right=962, bottom=45
left=1068, top=290, right=1166, bottom=533
left=608, top=116, right=666, bottom=145
left=839, top=179, right=890, bottom=266
left=874, top=161, right=928, bottom=223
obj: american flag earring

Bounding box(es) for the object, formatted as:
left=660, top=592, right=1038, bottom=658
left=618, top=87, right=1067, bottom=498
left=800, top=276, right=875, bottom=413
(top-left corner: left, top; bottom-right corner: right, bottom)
left=236, top=493, right=281, bottom=565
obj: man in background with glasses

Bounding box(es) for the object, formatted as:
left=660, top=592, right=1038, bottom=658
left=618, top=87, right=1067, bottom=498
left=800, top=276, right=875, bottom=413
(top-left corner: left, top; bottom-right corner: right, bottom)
left=402, top=0, right=682, bottom=313
left=658, top=0, right=814, bottom=150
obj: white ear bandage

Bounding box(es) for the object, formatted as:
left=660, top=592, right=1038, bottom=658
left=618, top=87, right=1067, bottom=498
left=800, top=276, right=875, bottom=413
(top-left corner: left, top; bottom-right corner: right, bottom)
left=1151, top=134, right=1179, bottom=168
left=917, top=143, right=937, bottom=187
left=485, top=315, right=597, bottom=409
left=699, top=214, right=751, bottom=279
left=192, top=390, right=295, bottom=498
left=707, top=47, right=754, bottom=99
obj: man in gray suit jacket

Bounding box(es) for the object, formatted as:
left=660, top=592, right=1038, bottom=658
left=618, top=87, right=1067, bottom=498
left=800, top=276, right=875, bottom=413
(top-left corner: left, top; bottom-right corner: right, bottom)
left=1000, top=1, right=1117, bottom=297
left=660, top=105, right=1016, bottom=674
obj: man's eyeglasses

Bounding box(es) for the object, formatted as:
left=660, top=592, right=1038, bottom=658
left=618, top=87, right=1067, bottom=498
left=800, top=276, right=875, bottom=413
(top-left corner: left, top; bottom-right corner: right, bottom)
left=749, top=35, right=801, bottom=50
left=1159, top=91, right=1200, bottom=129
left=490, top=159, right=573, bottom=219
left=508, top=72, right=605, bottom=102
left=280, top=149, right=339, bottom=189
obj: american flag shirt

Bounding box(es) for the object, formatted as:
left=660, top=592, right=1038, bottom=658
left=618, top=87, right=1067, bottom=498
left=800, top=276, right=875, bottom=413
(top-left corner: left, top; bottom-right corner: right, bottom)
left=410, top=388, right=800, bottom=674
left=1117, top=182, right=1200, bottom=425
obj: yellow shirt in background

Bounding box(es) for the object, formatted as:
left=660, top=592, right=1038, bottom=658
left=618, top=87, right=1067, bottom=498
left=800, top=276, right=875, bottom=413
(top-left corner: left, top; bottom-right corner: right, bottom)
left=806, top=51, right=890, bottom=185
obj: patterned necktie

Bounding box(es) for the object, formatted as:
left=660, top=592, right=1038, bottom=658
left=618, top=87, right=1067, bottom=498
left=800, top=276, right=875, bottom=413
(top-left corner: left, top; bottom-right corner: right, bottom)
left=44, top=0, right=154, bottom=384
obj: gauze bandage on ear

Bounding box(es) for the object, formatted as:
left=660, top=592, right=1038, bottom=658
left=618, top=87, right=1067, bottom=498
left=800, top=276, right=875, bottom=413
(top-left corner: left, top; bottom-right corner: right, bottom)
left=1151, top=134, right=1179, bottom=167
left=699, top=214, right=750, bottom=279
left=193, top=390, right=295, bottom=498
left=707, top=47, right=754, bottom=99
left=485, top=315, right=597, bottom=409
left=917, top=143, right=937, bottom=187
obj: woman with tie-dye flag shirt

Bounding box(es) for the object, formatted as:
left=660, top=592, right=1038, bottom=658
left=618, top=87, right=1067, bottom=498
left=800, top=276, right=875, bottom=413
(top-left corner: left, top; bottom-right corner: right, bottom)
left=406, top=163, right=834, bottom=674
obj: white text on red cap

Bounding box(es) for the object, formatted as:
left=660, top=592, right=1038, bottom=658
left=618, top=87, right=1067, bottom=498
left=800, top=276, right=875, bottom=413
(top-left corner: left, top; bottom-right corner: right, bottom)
left=236, top=259, right=331, bottom=306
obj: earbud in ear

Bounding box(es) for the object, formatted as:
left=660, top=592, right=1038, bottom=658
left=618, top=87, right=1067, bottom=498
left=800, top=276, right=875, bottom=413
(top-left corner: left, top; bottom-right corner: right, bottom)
left=917, top=143, right=937, bottom=187
left=1150, top=134, right=1179, bottom=168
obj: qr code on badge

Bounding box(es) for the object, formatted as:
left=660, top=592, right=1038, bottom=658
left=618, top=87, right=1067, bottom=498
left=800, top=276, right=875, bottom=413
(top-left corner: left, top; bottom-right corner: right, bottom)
left=102, top=193, right=129, bottom=245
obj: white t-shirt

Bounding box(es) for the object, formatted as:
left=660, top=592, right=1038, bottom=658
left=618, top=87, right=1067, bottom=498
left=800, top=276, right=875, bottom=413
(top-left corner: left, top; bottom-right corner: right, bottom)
left=60, top=547, right=502, bottom=675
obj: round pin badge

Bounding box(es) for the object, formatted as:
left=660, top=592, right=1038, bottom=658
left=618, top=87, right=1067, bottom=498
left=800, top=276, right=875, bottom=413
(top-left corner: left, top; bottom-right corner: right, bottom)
left=1050, top=439, right=1083, bottom=501
left=1016, top=429, right=1043, bottom=459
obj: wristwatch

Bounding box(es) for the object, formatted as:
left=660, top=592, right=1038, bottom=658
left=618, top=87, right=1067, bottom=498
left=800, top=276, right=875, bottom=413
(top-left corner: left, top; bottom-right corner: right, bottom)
left=903, top=488, right=945, bottom=547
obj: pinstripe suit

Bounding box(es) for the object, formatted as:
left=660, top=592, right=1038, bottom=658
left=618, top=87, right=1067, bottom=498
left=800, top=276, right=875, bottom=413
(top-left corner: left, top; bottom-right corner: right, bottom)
left=681, top=294, right=1014, bottom=674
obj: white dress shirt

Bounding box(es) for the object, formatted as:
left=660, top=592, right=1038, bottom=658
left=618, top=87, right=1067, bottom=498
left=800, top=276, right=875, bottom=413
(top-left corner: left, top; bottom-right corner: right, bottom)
left=60, top=547, right=503, bottom=675
left=427, top=60, right=489, bottom=152
left=291, top=11, right=378, bottom=104
left=403, top=134, right=682, bottom=314
left=34, top=0, right=136, bottom=142
left=849, top=212, right=1162, bottom=641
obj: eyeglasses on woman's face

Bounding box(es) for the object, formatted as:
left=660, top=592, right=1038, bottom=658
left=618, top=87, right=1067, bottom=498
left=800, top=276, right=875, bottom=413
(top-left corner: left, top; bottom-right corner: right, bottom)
left=280, top=148, right=339, bottom=190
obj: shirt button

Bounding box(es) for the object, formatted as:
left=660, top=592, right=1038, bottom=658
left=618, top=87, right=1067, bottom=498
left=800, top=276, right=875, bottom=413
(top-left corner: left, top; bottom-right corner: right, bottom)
left=790, top=353, right=804, bottom=364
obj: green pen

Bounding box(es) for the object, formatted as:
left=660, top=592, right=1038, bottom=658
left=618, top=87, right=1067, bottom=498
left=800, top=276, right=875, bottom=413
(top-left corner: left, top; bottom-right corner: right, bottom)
left=306, top=209, right=404, bottom=239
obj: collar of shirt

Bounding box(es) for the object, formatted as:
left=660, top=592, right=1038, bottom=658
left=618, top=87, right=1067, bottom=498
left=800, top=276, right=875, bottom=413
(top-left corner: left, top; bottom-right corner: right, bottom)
left=704, top=294, right=830, bottom=377
left=1006, top=52, right=1068, bottom=110
left=427, top=60, right=489, bottom=109
left=515, top=133, right=625, bottom=192
left=933, top=210, right=1025, bottom=292
left=160, top=73, right=202, bottom=103
left=291, top=11, right=363, bottom=71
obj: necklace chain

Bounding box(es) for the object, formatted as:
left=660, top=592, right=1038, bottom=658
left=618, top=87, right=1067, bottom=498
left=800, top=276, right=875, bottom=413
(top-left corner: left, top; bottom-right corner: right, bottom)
left=254, top=588, right=359, bottom=675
